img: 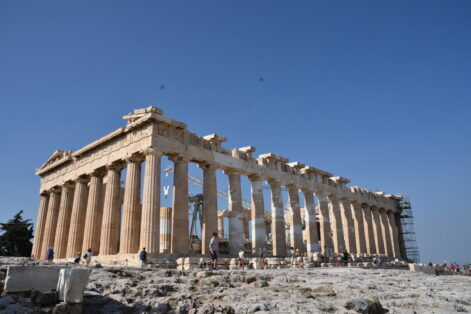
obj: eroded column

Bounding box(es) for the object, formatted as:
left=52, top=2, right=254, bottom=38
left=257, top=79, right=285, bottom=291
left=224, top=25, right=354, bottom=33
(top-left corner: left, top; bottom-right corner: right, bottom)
left=351, top=201, right=367, bottom=254
left=201, top=164, right=218, bottom=255
left=160, top=207, right=172, bottom=253
left=249, top=176, right=266, bottom=255
left=170, top=156, right=189, bottom=254
left=340, top=198, right=356, bottom=254
left=317, top=192, right=334, bottom=257
left=388, top=211, right=402, bottom=258
left=32, top=192, right=49, bottom=259
left=269, top=182, right=286, bottom=256
left=303, top=190, right=320, bottom=254
left=380, top=209, right=393, bottom=257
left=41, top=187, right=61, bottom=259
left=287, top=185, right=303, bottom=251
left=217, top=215, right=225, bottom=239
left=371, top=206, right=385, bottom=254
left=362, top=204, right=377, bottom=254
left=227, top=171, right=244, bottom=256
left=139, top=148, right=162, bottom=254
left=100, top=164, right=123, bottom=255
left=66, top=177, right=89, bottom=258
left=82, top=170, right=105, bottom=255
left=328, top=195, right=346, bottom=253
left=54, top=182, right=75, bottom=259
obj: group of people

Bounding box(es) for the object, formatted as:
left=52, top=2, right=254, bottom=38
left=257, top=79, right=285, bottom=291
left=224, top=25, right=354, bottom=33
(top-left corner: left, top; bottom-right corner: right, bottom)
left=44, top=247, right=93, bottom=265
left=438, top=261, right=471, bottom=275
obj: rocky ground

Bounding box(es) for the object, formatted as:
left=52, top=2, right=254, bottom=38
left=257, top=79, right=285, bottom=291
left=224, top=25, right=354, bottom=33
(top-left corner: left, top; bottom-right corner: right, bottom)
left=1, top=257, right=471, bottom=313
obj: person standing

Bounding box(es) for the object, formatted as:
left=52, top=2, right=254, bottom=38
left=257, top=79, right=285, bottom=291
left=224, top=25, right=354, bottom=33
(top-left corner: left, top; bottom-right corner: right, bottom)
left=209, top=232, right=218, bottom=270
left=46, top=247, right=54, bottom=263
left=139, top=247, right=147, bottom=268
left=74, top=252, right=81, bottom=264
left=84, top=248, right=93, bottom=266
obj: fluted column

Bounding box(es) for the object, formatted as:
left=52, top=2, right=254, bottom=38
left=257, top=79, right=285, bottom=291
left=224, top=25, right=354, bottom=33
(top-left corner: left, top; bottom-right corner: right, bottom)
left=303, top=190, right=320, bottom=254
left=226, top=171, right=244, bottom=256
left=32, top=192, right=50, bottom=259
left=54, top=182, right=75, bottom=259
left=139, top=148, right=162, bottom=254
left=269, top=182, right=286, bottom=256
left=362, top=204, right=376, bottom=254
left=201, top=164, right=218, bottom=254
left=249, top=176, right=266, bottom=255
left=340, top=198, right=356, bottom=254
left=351, top=201, right=367, bottom=254
left=287, top=185, right=303, bottom=251
left=217, top=215, right=225, bottom=238
left=82, top=170, right=105, bottom=255
left=371, top=206, right=385, bottom=254
left=100, top=163, right=123, bottom=255
left=41, top=187, right=61, bottom=259
left=119, top=156, right=143, bottom=254
left=170, top=156, right=189, bottom=254
left=380, top=209, right=393, bottom=257
left=66, top=177, right=89, bottom=258
left=160, top=207, right=172, bottom=253
left=317, top=192, right=334, bottom=256
left=328, top=195, right=346, bottom=253
left=388, top=211, right=401, bottom=258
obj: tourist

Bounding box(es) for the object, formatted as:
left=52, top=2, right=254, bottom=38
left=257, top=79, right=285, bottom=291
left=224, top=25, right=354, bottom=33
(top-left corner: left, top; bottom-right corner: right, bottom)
left=84, top=248, right=93, bottom=266
left=139, top=247, right=147, bottom=268
left=343, top=250, right=350, bottom=266
left=209, top=232, right=218, bottom=270
left=260, top=246, right=268, bottom=269
left=295, top=249, right=303, bottom=268
left=350, top=252, right=356, bottom=266
left=74, top=252, right=81, bottom=264
left=428, top=261, right=433, bottom=267
left=238, top=249, right=245, bottom=268
left=46, top=247, right=54, bottom=262
left=289, top=247, right=295, bottom=267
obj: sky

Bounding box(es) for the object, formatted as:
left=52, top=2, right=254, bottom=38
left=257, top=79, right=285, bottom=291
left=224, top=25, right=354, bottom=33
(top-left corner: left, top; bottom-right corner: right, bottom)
left=0, top=1, right=470, bottom=264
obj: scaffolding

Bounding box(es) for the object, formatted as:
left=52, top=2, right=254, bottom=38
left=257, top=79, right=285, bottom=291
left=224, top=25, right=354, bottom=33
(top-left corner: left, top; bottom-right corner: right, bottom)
left=397, top=196, right=420, bottom=263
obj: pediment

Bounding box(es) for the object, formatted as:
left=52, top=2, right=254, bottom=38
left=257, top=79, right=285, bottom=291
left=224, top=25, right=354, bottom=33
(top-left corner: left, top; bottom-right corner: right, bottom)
left=38, top=150, right=72, bottom=170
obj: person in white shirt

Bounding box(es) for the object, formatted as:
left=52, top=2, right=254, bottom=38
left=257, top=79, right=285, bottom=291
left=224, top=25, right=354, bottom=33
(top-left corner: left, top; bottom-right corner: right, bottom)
left=238, top=249, right=245, bottom=268
left=209, top=233, right=219, bottom=269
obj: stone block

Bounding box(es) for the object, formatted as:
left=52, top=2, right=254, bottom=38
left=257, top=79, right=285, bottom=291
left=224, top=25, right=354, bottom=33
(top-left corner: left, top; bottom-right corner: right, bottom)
left=57, top=268, right=91, bottom=304
left=409, top=264, right=437, bottom=275
left=4, top=266, right=65, bottom=293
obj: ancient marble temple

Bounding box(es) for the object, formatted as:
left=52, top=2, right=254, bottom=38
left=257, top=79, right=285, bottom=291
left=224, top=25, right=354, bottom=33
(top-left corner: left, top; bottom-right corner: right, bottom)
left=32, top=107, right=404, bottom=261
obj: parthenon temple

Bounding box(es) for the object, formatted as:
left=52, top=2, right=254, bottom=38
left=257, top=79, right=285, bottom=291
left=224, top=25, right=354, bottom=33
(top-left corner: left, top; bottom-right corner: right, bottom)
left=32, top=106, right=406, bottom=264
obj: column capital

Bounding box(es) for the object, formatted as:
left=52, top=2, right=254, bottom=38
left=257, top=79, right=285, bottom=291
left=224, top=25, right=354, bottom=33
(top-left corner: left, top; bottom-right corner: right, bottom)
left=197, top=162, right=218, bottom=170
left=248, top=174, right=263, bottom=181
left=168, top=154, right=190, bottom=163
left=266, top=179, right=281, bottom=187
left=75, top=176, right=90, bottom=184
left=285, top=183, right=299, bottom=191
left=328, top=194, right=339, bottom=200
left=223, top=168, right=241, bottom=175
left=89, top=168, right=106, bottom=178
left=301, top=188, right=314, bottom=194
left=125, top=152, right=145, bottom=163
left=50, top=186, right=61, bottom=194
left=40, top=190, right=50, bottom=197
left=142, top=147, right=163, bottom=157
left=63, top=180, right=76, bottom=189
left=106, top=160, right=126, bottom=171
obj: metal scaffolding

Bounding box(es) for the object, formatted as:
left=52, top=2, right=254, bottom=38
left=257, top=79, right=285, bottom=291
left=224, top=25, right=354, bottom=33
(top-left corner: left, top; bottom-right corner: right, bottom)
left=397, top=196, right=420, bottom=263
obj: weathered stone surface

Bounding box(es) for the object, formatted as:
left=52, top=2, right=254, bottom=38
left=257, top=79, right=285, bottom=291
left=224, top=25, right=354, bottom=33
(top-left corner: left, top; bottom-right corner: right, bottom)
left=57, top=268, right=92, bottom=304
left=344, top=297, right=385, bottom=313
left=4, top=266, right=64, bottom=293
left=31, top=290, right=58, bottom=306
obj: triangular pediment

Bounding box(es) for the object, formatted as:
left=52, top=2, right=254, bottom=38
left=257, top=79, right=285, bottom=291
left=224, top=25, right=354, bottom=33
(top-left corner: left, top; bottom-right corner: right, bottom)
left=38, top=150, right=72, bottom=170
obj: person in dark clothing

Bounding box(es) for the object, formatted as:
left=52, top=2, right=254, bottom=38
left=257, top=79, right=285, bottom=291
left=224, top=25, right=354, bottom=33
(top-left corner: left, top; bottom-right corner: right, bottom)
left=46, top=248, right=54, bottom=262
left=343, top=251, right=350, bottom=266
left=139, top=248, right=147, bottom=268
left=74, top=252, right=81, bottom=264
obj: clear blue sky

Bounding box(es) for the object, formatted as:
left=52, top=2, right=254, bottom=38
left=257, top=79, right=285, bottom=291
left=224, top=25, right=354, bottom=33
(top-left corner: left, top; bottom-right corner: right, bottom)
left=0, top=1, right=470, bottom=264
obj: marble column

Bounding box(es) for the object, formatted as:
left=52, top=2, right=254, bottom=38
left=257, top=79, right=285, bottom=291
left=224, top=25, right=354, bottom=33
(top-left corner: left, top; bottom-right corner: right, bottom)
left=340, top=198, right=356, bottom=254
left=303, top=190, right=320, bottom=254
left=249, top=176, right=266, bottom=255
left=287, top=186, right=303, bottom=251
left=170, top=156, right=189, bottom=254
left=82, top=170, right=105, bottom=255
left=217, top=215, right=225, bottom=239
left=32, top=192, right=50, bottom=259
left=41, top=187, right=61, bottom=259
left=243, top=215, right=250, bottom=243
left=388, top=211, right=402, bottom=258
left=54, top=182, right=75, bottom=259
left=380, top=209, right=393, bottom=257
left=120, top=156, right=143, bottom=254
left=160, top=207, right=172, bottom=253
left=371, top=206, right=385, bottom=254
left=362, top=204, right=377, bottom=254
left=100, top=164, right=123, bottom=255
left=351, top=201, right=367, bottom=254
left=226, top=171, right=245, bottom=256
left=139, top=148, right=162, bottom=254
left=269, top=182, right=286, bottom=256
left=328, top=195, right=346, bottom=253
left=317, top=192, right=334, bottom=257
left=201, top=164, right=218, bottom=255
left=66, top=177, right=89, bottom=258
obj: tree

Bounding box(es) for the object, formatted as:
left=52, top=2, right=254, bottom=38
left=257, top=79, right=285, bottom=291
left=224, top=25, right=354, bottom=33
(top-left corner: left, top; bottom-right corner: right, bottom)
left=0, top=210, right=34, bottom=256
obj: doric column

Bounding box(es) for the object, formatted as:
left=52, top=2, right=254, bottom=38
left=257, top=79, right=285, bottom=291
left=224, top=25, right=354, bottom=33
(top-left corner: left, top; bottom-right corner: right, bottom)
left=54, top=182, right=75, bottom=259
left=317, top=192, right=334, bottom=256
left=243, top=215, right=250, bottom=242
left=32, top=192, right=50, bottom=259
left=139, top=148, right=162, bottom=254
left=200, top=163, right=218, bottom=254
left=249, top=176, right=266, bottom=255
left=362, top=204, right=376, bottom=254
left=388, top=211, right=401, bottom=258
left=328, top=195, right=346, bottom=253
left=287, top=185, right=304, bottom=251
left=269, top=182, right=286, bottom=256
left=302, top=190, right=320, bottom=254
left=351, top=201, right=367, bottom=254
left=160, top=207, right=172, bottom=253
left=41, top=187, right=61, bottom=259
left=170, top=156, right=189, bottom=254
left=119, top=155, right=143, bottom=254
left=340, top=198, right=356, bottom=254
left=82, top=170, right=105, bottom=255
left=100, top=163, right=123, bottom=255
left=217, top=215, right=225, bottom=238
left=371, top=206, right=385, bottom=254
left=66, top=177, right=89, bottom=258
left=380, top=209, right=393, bottom=257
left=226, top=171, right=245, bottom=256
